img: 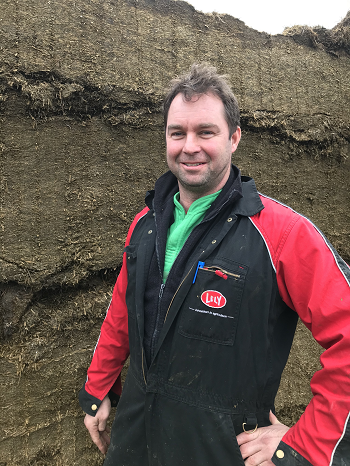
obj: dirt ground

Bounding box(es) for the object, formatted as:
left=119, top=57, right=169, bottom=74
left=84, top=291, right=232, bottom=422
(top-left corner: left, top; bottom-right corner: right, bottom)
left=0, top=1, right=349, bottom=464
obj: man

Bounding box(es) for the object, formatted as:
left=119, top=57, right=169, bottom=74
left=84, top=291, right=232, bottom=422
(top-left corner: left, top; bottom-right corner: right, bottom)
left=79, top=64, right=350, bottom=466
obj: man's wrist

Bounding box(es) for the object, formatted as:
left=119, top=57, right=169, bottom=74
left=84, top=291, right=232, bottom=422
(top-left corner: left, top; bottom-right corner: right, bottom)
left=108, top=390, right=120, bottom=408
left=79, top=384, right=120, bottom=416
left=78, top=385, right=103, bottom=416
left=272, top=441, right=313, bottom=466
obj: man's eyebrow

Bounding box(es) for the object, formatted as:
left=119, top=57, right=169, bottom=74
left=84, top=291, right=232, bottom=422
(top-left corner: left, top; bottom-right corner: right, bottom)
left=197, top=123, right=219, bottom=130
left=167, top=123, right=220, bottom=132
left=167, top=124, right=183, bottom=132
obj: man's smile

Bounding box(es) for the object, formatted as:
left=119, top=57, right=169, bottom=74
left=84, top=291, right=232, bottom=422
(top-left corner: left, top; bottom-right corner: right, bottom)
left=181, top=162, right=206, bottom=167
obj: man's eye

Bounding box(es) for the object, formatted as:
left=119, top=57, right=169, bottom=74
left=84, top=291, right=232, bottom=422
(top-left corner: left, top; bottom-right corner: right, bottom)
left=171, top=132, right=184, bottom=138
left=200, top=131, right=214, bottom=136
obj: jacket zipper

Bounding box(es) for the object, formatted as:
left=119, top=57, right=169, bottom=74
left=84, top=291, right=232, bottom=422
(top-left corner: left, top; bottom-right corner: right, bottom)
left=142, top=348, right=147, bottom=386
left=164, top=262, right=197, bottom=323
left=146, top=282, right=165, bottom=384
left=152, top=283, right=165, bottom=348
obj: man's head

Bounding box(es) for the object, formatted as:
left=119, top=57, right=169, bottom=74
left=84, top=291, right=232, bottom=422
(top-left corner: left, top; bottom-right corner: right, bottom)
left=164, top=64, right=241, bottom=209
left=163, top=63, right=240, bottom=138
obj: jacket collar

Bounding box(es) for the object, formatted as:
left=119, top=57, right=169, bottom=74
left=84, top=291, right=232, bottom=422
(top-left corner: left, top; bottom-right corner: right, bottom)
left=233, top=176, right=264, bottom=217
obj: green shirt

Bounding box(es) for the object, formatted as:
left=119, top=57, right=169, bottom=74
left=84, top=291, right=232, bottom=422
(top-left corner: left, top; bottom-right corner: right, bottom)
left=163, top=190, right=221, bottom=282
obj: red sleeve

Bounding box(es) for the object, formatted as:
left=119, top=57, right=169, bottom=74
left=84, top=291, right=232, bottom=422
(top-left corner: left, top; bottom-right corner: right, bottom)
left=85, top=207, right=149, bottom=400
left=251, top=195, right=350, bottom=466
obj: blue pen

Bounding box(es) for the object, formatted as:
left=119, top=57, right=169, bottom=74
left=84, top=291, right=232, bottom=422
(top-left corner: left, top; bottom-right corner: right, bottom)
left=193, top=261, right=205, bottom=283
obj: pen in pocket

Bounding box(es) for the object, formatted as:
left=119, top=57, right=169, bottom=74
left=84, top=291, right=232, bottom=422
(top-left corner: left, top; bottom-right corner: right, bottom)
left=193, top=261, right=205, bottom=283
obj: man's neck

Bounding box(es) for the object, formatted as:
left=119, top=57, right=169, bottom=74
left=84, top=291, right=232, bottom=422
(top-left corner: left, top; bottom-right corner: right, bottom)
left=177, top=191, right=200, bottom=213
left=177, top=186, right=220, bottom=213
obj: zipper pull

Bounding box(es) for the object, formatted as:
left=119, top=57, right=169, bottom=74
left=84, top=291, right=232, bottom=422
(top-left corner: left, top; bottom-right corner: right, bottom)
left=193, top=261, right=205, bottom=283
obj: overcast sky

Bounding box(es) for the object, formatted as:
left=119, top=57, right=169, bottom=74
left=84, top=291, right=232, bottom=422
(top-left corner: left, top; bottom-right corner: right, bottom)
left=184, top=0, right=349, bottom=35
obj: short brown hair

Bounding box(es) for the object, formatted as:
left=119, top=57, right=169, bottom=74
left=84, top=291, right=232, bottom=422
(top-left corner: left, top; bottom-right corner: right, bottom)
left=163, top=63, right=240, bottom=138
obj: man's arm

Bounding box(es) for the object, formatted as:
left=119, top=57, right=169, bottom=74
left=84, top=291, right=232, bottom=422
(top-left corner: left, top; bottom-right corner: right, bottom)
left=79, top=207, right=149, bottom=449
left=273, top=215, right=350, bottom=465
left=251, top=197, right=350, bottom=465
left=78, top=245, right=131, bottom=414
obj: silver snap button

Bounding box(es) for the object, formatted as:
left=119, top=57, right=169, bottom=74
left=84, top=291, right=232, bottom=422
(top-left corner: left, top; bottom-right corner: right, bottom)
left=148, top=230, right=153, bottom=234
left=227, top=217, right=232, bottom=222
left=212, top=240, right=216, bottom=244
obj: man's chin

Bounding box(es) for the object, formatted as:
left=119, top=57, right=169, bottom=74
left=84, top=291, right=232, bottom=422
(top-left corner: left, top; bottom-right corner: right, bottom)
left=178, top=178, right=213, bottom=194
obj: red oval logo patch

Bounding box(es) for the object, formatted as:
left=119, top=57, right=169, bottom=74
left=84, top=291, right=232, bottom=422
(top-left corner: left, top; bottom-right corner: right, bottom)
left=201, top=290, right=227, bottom=309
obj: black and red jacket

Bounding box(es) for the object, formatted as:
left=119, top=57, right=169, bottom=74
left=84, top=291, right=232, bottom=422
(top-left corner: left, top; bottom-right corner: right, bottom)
left=80, top=167, right=350, bottom=466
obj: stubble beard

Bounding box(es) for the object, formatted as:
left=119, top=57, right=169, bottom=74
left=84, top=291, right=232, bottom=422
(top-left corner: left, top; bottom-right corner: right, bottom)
left=177, top=172, right=213, bottom=195
left=176, top=163, right=229, bottom=197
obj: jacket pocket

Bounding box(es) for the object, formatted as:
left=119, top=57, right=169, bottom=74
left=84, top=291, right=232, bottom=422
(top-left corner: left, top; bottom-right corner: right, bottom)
left=178, top=261, right=247, bottom=345
left=124, top=244, right=138, bottom=260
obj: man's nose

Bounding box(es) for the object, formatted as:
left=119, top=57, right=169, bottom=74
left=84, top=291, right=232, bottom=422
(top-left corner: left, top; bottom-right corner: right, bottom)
left=183, top=135, right=200, bottom=154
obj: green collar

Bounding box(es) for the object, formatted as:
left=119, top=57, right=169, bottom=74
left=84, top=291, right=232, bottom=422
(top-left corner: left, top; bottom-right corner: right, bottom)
left=163, top=190, right=222, bottom=282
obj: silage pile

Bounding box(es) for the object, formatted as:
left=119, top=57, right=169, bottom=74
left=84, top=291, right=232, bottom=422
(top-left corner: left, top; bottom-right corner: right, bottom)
left=0, top=1, right=349, bottom=464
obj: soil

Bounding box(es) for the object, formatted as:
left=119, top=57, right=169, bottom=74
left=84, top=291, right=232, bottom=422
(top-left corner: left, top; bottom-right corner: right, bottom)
left=0, top=0, right=349, bottom=464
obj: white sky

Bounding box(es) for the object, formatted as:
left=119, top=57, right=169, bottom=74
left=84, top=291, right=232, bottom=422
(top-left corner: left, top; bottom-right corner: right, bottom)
left=184, top=0, right=350, bottom=35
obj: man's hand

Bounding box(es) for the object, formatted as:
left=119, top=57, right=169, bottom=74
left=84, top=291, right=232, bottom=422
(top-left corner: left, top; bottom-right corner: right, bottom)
left=236, top=411, right=289, bottom=465
left=84, top=395, right=112, bottom=454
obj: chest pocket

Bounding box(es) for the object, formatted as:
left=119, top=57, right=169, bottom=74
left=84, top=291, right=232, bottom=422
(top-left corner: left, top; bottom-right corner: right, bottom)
left=178, top=260, right=247, bottom=345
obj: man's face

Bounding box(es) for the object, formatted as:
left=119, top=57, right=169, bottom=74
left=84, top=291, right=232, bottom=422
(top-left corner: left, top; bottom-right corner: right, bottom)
left=166, top=92, right=241, bottom=199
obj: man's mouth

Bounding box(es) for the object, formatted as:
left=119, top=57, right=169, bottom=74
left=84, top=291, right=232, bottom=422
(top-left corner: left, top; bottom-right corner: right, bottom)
left=183, top=162, right=205, bottom=166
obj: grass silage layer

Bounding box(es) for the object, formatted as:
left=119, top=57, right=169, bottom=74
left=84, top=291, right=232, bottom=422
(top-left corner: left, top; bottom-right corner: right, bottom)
left=0, top=1, right=349, bottom=464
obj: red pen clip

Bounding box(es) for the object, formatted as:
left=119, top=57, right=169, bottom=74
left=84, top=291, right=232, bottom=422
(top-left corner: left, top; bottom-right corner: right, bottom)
left=214, top=269, right=228, bottom=280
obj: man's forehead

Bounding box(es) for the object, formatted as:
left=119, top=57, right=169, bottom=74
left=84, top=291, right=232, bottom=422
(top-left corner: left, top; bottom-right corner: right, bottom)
left=168, top=93, right=225, bottom=120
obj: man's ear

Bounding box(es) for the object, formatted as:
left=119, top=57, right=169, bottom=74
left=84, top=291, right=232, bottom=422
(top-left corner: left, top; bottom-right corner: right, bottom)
left=231, top=127, right=241, bottom=153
